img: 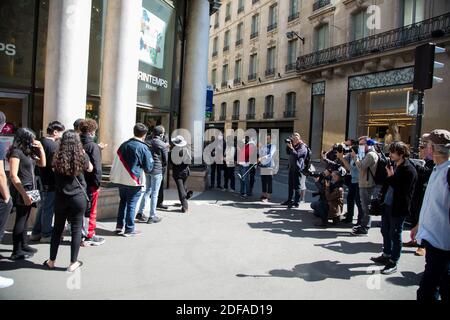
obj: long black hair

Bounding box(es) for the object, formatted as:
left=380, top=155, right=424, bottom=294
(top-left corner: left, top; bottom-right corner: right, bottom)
left=53, top=130, right=87, bottom=177
left=7, top=127, right=36, bottom=159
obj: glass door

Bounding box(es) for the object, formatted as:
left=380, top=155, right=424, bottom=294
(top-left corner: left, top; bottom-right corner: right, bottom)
left=0, top=91, right=29, bottom=133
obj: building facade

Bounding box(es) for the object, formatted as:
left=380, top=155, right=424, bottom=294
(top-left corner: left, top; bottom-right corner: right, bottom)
left=207, top=0, right=450, bottom=159
left=0, top=0, right=216, bottom=164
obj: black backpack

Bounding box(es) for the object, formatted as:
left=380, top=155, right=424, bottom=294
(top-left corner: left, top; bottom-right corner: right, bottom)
left=367, top=150, right=389, bottom=186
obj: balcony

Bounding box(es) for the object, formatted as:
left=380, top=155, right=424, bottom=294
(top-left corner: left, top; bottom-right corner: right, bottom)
left=263, top=112, right=274, bottom=119
left=223, top=45, right=229, bottom=52
left=252, top=0, right=259, bottom=4
left=212, top=51, right=218, bottom=58
left=284, top=110, right=296, bottom=118
left=233, top=78, right=242, bottom=86
left=288, top=12, right=299, bottom=22
left=250, top=31, right=259, bottom=39
left=238, top=6, right=244, bottom=14
left=267, top=23, right=277, bottom=32
left=219, top=115, right=226, bottom=121
left=221, top=81, right=228, bottom=88
left=265, top=68, right=276, bottom=77
left=285, top=63, right=297, bottom=72
left=246, top=113, right=255, bottom=120
left=232, top=115, right=240, bottom=121
left=297, top=12, right=450, bottom=72
left=313, top=0, right=330, bottom=12
left=235, top=39, right=243, bottom=46
left=214, top=23, right=219, bottom=29
left=248, top=73, right=257, bottom=81
left=225, top=15, right=231, bottom=22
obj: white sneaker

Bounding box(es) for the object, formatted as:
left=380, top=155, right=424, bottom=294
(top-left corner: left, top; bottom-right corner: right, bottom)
left=0, top=276, right=14, bottom=289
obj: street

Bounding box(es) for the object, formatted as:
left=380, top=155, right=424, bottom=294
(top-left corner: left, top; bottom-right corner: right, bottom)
left=0, top=170, right=425, bottom=300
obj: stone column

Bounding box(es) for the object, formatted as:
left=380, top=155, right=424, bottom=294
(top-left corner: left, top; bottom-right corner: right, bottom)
left=180, top=0, right=211, bottom=163
left=99, top=0, right=142, bottom=164
left=43, top=0, right=92, bottom=130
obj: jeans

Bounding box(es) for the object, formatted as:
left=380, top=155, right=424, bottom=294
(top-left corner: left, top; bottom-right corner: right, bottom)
left=51, top=193, right=86, bottom=263
left=12, top=205, right=32, bottom=255
left=0, top=198, right=13, bottom=242
left=211, top=163, right=223, bottom=188
left=117, top=185, right=142, bottom=233
left=311, top=200, right=329, bottom=221
left=137, top=173, right=163, bottom=219
left=359, top=186, right=380, bottom=231
left=417, top=240, right=450, bottom=301
left=288, top=170, right=301, bottom=204
left=32, top=191, right=55, bottom=238
left=224, top=166, right=235, bottom=190
left=381, top=205, right=406, bottom=263
left=346, top=183, right=363, bottom=223
left=239, top=165, right=250, bottom=196
left=249, top=166, right=256, bottom=194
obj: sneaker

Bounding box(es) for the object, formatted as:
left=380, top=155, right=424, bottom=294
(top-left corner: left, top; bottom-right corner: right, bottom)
left=10, top=252, right=33, bottom=261
left=40, top=236, right=52, bottom=244
left=115, top=227, right=124, bottom=235
left=240, top=194, right=247, bottom=199
left=29, top=234, right=41, bottom=242
left=351, top=226, right=368, bottom=236
left=281, top=200, right=293, bottom=206
left=415, top=247, right=426, bottom=257
left=300, top=200, right=306, bottom=204
left=371, top=255, right=391, bottom=265
left=157, top=204, right=169, bottom=210
left=288, top=203, right=299, bottom=209
left=147, top=216, right=162, bottom=224
left=123, top=230, right=142, bottom=237
left=21, top=245, right=38, bottom=254
left=135, top=215, right=149, bottom=223
left=0, top=276, right=14, bottom=289
left=83, top=236, right=105, bottom=247
left=381, top=261, right=398, bottom=275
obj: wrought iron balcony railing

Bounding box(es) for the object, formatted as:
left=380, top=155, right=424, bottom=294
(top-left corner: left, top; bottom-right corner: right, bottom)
left=223, top=45, right=229, bottom=52
left=267, top=23, right=277, bottom=32
left=235, top=39, right=243, bottom=46
left=297, top=12, right=450, bottom=72
left=252, top=0, right=259, bottom=5
left=221, top=81, right=228, bottom=88
left=248, top=73, right=257, bottom=81
left=232, top=115, right=240, bottom=121
left=246, top=114, right=255, bottom=120
left=288, top=12, right=300, bottom=22
left=212, top=51, right=218, bottom=58
left=250, top=31, right=259, bottom=39
left=284, top=110, right=296, bottom=118
left=265, top=68, right=276, bottom=77
left=263, top=112, right=274, bottom=119
left=285, top=63, right=297, bottom=72
left=238, top=6, right=244, bottom=14
left=225, top=15, right=231, bottom=22
left=313, top=0, right=330, bottom=12
left=233, top=78, right=242, bottom=85
left=219, top=115, right=226, bottom=121
left=214, top=23, right=219, bottom=29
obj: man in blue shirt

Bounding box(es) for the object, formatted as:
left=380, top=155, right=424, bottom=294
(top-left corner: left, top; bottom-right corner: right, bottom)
left=411, top=129, right=450, bottom=301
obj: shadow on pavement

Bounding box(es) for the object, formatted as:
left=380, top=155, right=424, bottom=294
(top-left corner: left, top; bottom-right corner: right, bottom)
left=237, top=260, right=374, bottom=282
left=315, top=241, right=382, bottom=254
left=385, top=271, right=423, bottom=287
left=0, top=259, right=66, bottom=272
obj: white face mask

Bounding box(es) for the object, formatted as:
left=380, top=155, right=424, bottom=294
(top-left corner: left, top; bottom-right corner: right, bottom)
left=358, top=146, right=366, bottom=159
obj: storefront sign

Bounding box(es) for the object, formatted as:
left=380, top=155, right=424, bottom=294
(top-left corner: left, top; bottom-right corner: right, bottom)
left=0, top=42, right=16, bottom=56
left=138, top=71, right=169, bottom=91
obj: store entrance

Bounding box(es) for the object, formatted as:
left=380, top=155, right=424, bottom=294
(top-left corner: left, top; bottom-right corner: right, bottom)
left=136, top=107, right=171, bottom=136
left=0, top=91, right=29, bottom=132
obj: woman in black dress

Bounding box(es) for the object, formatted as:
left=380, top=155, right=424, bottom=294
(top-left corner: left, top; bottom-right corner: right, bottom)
left=44, top=130, right=93, bottom=273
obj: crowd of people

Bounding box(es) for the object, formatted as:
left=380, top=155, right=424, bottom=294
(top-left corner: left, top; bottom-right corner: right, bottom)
left=0, top=109, right=449, bottom=300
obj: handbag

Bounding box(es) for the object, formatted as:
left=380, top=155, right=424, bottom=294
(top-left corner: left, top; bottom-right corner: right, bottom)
left=369, top=196, right=384, bottom=216
left=75, top=176, right=91, bottom=206
left=13, top=167, right=41, bottom=206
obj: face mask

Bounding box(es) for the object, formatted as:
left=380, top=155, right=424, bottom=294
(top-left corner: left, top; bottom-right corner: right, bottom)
left=358, top=146, right=366, bottom=159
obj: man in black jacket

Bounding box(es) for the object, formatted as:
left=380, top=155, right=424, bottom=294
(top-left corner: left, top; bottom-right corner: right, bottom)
left=371, top=141, right=417, bottom=274
left=80, top=119, right=105, bottom=246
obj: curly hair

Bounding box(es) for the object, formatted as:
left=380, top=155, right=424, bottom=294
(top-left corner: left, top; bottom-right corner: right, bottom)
left=53, top=130, right=87, bottom=176
left=7, top=127, right=36, bottom=159
left=79, top=119, right=98, bottom=134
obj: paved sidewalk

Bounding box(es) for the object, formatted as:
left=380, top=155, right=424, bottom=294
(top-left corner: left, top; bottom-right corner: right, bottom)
left=0, top=179, right=425, bottom=300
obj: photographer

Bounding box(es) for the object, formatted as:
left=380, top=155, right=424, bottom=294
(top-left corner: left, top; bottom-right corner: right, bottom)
left=281, top=133, right=308, bottom=208
left=338, top=145, right=364, bottom=225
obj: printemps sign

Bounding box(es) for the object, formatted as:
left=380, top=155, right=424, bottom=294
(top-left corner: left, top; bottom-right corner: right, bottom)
left=0, top=42, right=16, bottom=56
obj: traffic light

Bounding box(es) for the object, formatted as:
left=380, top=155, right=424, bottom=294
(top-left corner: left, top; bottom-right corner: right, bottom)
left=413, top=43, right=445, bottom=91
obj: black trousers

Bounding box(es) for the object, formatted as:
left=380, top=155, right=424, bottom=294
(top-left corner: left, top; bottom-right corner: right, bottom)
left=174, top=176, right=188, bottom=210
left=50, top=193, right=87, bottom=263
left=158, top=171, right=165, bottom=206
left=224, top=166, right=235, bottom=190
left=249, top=166, right=256, bottom=193
left=12, top=205, right=32, bottom=255
left=210, top=164, right=224, bottom=188
left=0, top=198, right=13, bottom=242
left=261, top=175, right=273, bottom=194
left=288, top=170, right=301, bottom=204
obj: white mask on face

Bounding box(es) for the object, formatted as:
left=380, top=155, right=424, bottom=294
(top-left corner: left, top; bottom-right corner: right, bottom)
left=358, top=146, right=366, bottom=159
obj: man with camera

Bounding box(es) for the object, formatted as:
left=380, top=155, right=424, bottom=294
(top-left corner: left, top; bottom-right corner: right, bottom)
left=281, top=133, right=309, bottom=208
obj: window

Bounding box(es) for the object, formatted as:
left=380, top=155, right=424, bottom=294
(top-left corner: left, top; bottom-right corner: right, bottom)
left=353, top=10, right=370, bottom=40
left=266, top=47, right=276, bottom=75
left=220, top=102, right=227, bottom=120
left=315, top=24, right=329, bottom=51
left=222, top=64, right=229, bottom=87
left=251, top=14, right=259, bottom=38
left=211, top=68, right=217, bottom=87
left=225, top=2, right=231, bottom=21
left=233, top=100, right=240, bottom=120
left=249, top=53, right=258, bottom=79
left=265, top=95, right=274, bottom=118
left=214, top=12, right=219, bottom=28
left=234, top=59, right=242, bottom=81
left=288, top=0, right=299, bottom=21
left=236, top=22, right=244, bottom=45
left=403, top=0, right=424, bottom=26
left=268, top=4, right=278, bottom=31
left=247, top=98, right=256, bottom=118
left=212, top=37, right=219, bottom=56
left=287, top=39, right=298, bottom=65
left=285, top=92, right=296, bottom=117
left=238, top=0, right=244, bottom=13
left=223, top=31, right=230, bottom=51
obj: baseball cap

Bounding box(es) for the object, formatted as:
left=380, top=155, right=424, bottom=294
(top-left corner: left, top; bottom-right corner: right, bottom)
left=423, top=129, right=450, bottom=148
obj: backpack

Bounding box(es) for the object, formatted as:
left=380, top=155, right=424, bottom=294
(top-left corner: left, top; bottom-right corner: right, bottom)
left=367, top=150, right=389, bottom=186
left=301, top=144, right=312, bottom=175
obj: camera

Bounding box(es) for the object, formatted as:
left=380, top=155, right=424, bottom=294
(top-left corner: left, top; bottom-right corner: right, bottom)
left=285, top=138, right=292, bottom=144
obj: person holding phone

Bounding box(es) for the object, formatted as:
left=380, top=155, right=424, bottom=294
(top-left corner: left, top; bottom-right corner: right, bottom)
left=8, top=128, right=46, bottom=261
